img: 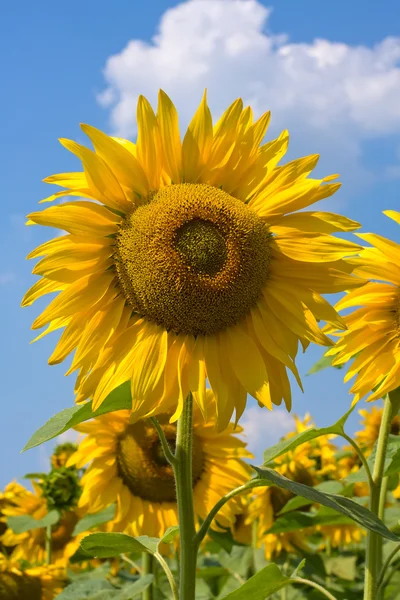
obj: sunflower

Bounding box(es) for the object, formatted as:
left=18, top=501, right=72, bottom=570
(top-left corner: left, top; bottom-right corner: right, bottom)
left=318, top=523, right=364, bottom=548
left=0, top=553, right=65, bottom=600
left=1, top=482, right=83, bottom=565
left=327, top=211, right=400, bottom=402
left=23, top=91, right=363, bottom=428
left=67, top=391, right=252, bottom=538
left=289, top=414, right=337, bottom=478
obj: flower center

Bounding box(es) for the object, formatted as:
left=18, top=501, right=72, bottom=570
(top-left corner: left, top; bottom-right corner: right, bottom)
left=113, top=183, right=271, bottom=336
left=0, top=572, right=41, bottom=600
left=116, top=418, right=205, bottom=502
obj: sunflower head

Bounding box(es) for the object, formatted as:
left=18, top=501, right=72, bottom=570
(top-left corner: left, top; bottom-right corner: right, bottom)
left=0, top=554, right=65, bottom=600
left=51, top=443, right=78, bottom=469
left=327, top=210, right=400, bottom=402
left=38, top=467, right=81, bottom=512
left=24, top=90, right=363, bottom=427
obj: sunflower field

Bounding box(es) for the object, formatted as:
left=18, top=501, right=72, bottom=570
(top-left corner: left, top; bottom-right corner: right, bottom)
left=2, top=92, right=400, bottom=600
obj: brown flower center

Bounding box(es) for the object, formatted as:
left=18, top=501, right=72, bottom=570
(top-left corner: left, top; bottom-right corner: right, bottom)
left=116, top=418, right=205, bottom=502
left=0, top=572, right=41, bottom=600
left=113, top=183, right=271, bottom=336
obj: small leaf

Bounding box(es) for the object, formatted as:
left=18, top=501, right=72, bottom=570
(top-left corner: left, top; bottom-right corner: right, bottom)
left=263, top=405, right=355, bottom=465
left=307, top=353, right=344, bottom=375
left=80, top=532, right=156, bottom=558
left=73, top=505, right=116, bottom=536
left=291, top=559, right=306, bottom=578
left=268, top=508, right=355, bottom=534
left=220, top=563, right=289, bottom=599
left=7, top=509, right=60, bottom=534
left=278, top=481, right=344, bottom=514
left=325, top=556, right=357, bottom=581
left=159, top=526, right=180, bottom=545
left=115, top=576, right=154, bottom=599
left=23, top=382, right=131, bottom=451
left=253, top=466, right=400, bottom=542
left=53, top=579, right=115, bottom=599
left=134, top=536, right=159, bottom=554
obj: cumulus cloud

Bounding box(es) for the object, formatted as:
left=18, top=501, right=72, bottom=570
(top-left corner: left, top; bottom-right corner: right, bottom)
left=98, top=0, right=400, bottom=189
left=240, top=407, right=295, bottom=464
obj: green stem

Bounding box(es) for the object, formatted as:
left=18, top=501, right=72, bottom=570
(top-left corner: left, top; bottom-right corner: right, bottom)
left=292, top=577, right=338, bottom=600
left=45, top=524, right=52, bottom=565
left=376, top=543, right=400, bottom=593
left=154, top=552, right=179, bottom=600
left=378, top=476, right=389, bottom=521
left=142, top=553, right=154, bottom=600
left=195, top=479, right=267, bottom=547
left=339, top=432, right=374, bottom=491
left=173, top=392, right=197, bottom=600
left=150, top=418, right=177, bottom=466
left=363, top=394, right=394, bottom=600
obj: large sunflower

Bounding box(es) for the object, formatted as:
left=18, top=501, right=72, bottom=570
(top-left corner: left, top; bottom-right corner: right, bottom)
left=67, top=392, right=251, bottom=538
left=356, top=406, right=400, bottom=454
left=23, top=91, right=363, bottom=428
left=0, top=553, right=65, bottom=600
left=327, top=211, right=400, bottom=402
left=1, top=482, right=83, bottom=565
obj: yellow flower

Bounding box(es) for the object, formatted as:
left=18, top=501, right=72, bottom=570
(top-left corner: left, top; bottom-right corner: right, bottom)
left=328, top=211, right=400, bottom=402
left=318, top=523, right=364, bottom=548
left=1, top=482, right=83, bottom=565
left=291, top=414, right=338, bottom=478
left=68, top=391, right=251, bottom=538
left=23, top=91, right=363, bottom=428
left=0, top=553, right=65, bottom=600
left=247, top=486, right=307, bottom=560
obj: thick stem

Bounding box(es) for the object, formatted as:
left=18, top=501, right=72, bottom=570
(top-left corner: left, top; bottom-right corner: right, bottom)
left=363, top=395, right=394, bottom=600
left=142, top=553, right=154, bottom=600
left=173, top=392, right=197, bottom=600
left=45, top=524, right=52, bottom=565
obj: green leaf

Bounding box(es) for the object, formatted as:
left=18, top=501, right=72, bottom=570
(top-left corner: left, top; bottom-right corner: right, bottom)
left=54, top=579, right=115, bottom=599
left=23, top=382, right=131, bottom=451
left=253, top=466, right=400, bottom=542
left=7, top=509, right=59, bottom=534
left=208, top=527, right=236, bottom=553
left=134, top=536, right=159, bottom=554
left=267, top=508, right=355, bottom=534
left=325, top=556, right=357, bottom=581
left=73, top=505, right=116, bottom=536
left=115, top=576, right=154, bottom=599
left=219, top=563, right=290, bottom=599
left=80, top=532, right=156, bottom=558
left=346, top=435, right=400, bottom=483
left=278, top=481, right=344, bottom=514
left=159, top=526, right=180, bottom=545
left=307, top=353, right=344, bottom=375
left=263, top=405, right=355, bottom=465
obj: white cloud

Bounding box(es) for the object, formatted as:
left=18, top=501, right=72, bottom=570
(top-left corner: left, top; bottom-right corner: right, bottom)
left=240, top=406, right=295, bottom=464
left=98, top=0, right=400, bottom=190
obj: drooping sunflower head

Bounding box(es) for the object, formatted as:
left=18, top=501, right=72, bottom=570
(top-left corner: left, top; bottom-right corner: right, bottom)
left=38, top=467, right=81, bottom=512
left=327, top=211, right=400, bottom=403
left=23, top=90, right=364, bottom=428
left=68, top=391, right=252, bottom=538
left=0, top=554, right=65, bottom=600
left=51, top=443, right=78, bottom=469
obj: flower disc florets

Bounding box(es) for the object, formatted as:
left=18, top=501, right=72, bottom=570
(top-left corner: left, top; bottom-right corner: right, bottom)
left=114, top=183, right=271, bottom=336
left=116, top=418, right=205, bottom=502
left=39, top=467, right=81, bottom=511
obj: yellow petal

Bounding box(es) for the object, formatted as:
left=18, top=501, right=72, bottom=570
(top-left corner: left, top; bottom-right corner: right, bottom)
left=27, top=201, right=121, bottom=236
left=182, top=90, right=213, bottom=182
left=136, top=96, right=162, bottom=190
left=157, top=90, right=182, bottom=183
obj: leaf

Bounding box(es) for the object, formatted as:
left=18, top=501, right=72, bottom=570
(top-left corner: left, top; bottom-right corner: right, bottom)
left=134, top=536, right=159, bottom=554
left=208, top=527, right=236, bottom=553
left=325, top=556, right=357, bottom=581
left=263, top=405, right=355, bottom=464
left=23, top=382, right=131, bottom=451
left=7, top=509, right=60, bottom=534
left=253, top=466, right=400, bottom=542
left=219, top=563, right=290, bottom=599
left=115, top=576, right=154, bottom=599
left=307, top=353, right=345, bottom=375
left=267, top=508, right=355, bottom=535
left=278, top=481, right=345, bottom=514
left=55, top=579, right=115, bottom=599
left=80, top=533, right=156, bottom=558
left=73, top=505, right=116, bottom=536
left=159, top=526, right=180, bottom=545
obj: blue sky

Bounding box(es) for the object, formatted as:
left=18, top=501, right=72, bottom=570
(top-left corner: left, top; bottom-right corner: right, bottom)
left=1, top=0, right=400, bottom=487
